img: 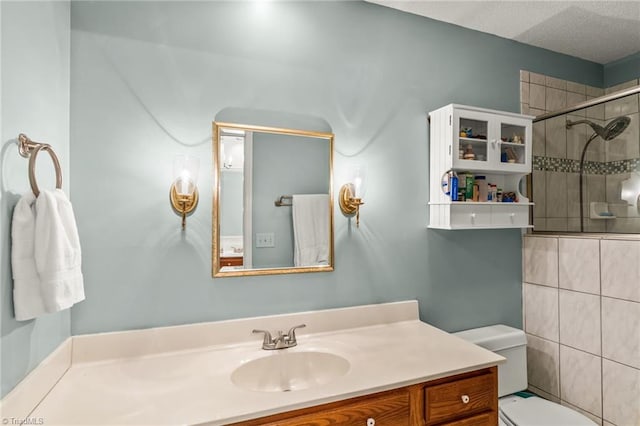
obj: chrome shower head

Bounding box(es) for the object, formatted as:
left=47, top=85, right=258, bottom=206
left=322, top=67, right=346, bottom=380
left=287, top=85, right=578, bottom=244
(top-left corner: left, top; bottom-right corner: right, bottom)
left=566, top=116, right=631, bottom=141
left=602, top=116, right=631, bottom=140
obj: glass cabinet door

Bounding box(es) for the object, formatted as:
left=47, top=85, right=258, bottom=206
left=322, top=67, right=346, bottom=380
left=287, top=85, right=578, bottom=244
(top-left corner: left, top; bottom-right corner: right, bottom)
left=453, top=110, right=493, bottom=169
left=497, top=118, right=530, bottom=172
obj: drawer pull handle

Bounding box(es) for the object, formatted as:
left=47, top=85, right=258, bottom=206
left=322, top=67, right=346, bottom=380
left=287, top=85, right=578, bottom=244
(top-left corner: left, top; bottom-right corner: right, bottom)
left=461, top=394, right=470, bottom=404
left=367, top=418, right=375, bottom=426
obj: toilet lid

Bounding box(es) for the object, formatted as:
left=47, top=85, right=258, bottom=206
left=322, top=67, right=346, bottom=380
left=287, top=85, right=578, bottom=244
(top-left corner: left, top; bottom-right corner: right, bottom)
left=500, top=397, right=597, bottom=426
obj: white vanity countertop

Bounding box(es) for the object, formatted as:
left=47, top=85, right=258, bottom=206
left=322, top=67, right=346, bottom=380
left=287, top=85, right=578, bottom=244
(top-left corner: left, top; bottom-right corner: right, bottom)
left=26, top=302, right=504, bottom=425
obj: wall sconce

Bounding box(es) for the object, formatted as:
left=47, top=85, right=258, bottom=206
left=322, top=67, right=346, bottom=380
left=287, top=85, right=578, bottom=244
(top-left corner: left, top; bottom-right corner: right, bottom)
left=221, top=136, right=245, bottom=170
left=169, top=154, right=199, bottom=229
left=339, top=165, right=366, bottom=227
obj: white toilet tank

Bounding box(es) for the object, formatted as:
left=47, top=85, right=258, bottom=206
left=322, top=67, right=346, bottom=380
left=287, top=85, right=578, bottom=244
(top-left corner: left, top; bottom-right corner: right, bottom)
left=454, top=324, right=528, bottom=397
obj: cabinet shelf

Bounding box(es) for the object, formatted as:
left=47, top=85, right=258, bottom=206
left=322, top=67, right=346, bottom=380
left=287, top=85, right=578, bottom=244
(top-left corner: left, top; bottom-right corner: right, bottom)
left=430, top=224, right=535, bottom=230
left=459, top=137, right=488, bottom=143
left=430, top=201, right=535, bottom=206
left=448, top=167, right=529, bottom=176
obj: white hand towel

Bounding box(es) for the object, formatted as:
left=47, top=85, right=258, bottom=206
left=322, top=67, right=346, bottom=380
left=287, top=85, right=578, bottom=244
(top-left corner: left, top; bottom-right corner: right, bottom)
left=12, top=189, right=84, bottom=321
left=292, top=194, right=329, bottom=267
left=11, top=192, right=46, bottom=320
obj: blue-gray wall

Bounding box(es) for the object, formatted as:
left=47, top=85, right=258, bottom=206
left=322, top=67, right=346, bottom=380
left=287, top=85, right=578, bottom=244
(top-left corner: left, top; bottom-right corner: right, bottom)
left=252, top=132, right=329, bottom=268
left=0, top=1, right=70, bottom=397
left=67, top=1, right=604, bottom=336
left=604, top=51, right=640, bottom=87
left=220, top=171, right=243, bottom=236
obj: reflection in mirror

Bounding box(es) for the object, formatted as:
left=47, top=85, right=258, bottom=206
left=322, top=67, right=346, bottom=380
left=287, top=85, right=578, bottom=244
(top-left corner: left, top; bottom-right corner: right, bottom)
left=213, top=122, right=334, bottom=277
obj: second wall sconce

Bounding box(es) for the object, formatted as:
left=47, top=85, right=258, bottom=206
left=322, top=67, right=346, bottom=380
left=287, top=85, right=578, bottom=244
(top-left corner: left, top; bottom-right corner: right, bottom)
left=170, top=154, right=199, bottom=229
left=339, top=165, right=366, bottom=227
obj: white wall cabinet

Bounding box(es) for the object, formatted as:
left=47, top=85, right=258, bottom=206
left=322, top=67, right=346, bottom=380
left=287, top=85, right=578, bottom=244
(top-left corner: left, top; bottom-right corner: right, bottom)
left=429, top=104, right=534, bottom=230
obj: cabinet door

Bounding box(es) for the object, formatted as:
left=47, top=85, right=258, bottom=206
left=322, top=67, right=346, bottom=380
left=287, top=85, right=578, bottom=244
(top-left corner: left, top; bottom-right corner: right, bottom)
left=245, top=390, right=410, bottom=426
left=493, top=116, right=531, bottom=173
left=453, top=109, right=494, bottom=171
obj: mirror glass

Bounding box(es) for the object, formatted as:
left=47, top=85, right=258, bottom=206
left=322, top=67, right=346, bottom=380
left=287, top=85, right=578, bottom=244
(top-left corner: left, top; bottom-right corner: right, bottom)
left=213, top=122, right=334, bottom=277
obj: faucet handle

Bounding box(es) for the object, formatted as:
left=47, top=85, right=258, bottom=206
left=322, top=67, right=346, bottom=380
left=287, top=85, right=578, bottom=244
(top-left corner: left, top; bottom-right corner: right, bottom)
left=252, top=329, right=274, bottom=347
left=286, top=324, right=306, bottom=344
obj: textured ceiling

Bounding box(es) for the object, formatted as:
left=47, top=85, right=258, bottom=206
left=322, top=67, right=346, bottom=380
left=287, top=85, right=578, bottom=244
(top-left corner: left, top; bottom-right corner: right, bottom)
left=366, top=1, right=640, bottom=64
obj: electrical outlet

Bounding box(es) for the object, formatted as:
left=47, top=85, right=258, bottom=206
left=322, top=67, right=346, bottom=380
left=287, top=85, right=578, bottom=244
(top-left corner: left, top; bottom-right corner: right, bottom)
left=255, top=233, right=275, bottom=248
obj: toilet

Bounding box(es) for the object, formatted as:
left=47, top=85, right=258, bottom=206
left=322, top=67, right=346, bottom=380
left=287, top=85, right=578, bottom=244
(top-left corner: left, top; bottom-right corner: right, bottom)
left=454, top=325, right=597, bottom=426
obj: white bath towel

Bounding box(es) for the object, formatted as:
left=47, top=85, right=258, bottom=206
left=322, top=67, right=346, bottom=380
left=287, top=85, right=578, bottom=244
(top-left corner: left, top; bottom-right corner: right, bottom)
left=292, top=194, right=330, bottom=267
left=12, top=189, right=84, bottom=321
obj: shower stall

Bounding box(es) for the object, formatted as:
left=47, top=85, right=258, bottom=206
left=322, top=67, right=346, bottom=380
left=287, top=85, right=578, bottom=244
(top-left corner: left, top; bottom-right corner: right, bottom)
left=531, top=85, right=640, bottom=233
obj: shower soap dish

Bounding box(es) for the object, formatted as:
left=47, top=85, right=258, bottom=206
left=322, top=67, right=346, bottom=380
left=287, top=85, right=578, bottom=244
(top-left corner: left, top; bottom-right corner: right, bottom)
left=590, top=202, right=616, bottom=219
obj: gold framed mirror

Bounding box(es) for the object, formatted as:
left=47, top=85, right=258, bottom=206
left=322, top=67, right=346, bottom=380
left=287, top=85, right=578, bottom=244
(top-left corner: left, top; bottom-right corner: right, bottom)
left=212, top=122, right=334, bottom=277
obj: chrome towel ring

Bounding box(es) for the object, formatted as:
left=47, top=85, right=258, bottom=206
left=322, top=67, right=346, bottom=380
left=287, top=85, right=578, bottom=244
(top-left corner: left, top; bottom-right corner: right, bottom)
left=18, top=133, right=63, bottom=197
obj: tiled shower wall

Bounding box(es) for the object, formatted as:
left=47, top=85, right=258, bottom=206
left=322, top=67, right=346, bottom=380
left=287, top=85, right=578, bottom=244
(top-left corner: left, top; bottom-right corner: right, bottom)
left=520, top=71, right=640, bottom=233
left=523, top=235, right=640, bottom=426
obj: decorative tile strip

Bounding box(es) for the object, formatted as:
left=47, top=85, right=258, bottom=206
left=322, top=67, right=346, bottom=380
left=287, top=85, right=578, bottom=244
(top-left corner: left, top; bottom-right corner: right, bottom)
left=605, top=158, right=640, bottom=174
left=533, top=156, right=640, bottom=174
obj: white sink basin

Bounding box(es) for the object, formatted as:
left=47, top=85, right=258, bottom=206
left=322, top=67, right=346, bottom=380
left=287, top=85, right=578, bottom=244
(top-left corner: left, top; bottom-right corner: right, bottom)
left=231, top=351, right=350, bottom=392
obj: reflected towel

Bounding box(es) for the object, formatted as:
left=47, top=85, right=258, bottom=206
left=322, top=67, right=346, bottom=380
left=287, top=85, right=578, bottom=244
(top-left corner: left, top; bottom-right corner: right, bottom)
left=292, top=194, right=329, bottom=267
left=12, top=189, right=84, bottom=321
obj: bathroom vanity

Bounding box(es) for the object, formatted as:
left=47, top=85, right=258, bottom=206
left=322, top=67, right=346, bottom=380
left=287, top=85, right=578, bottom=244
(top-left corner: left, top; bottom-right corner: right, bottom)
left=233, top=366, right=497, bottom=425
left=2, top=301, right=503, bottom=425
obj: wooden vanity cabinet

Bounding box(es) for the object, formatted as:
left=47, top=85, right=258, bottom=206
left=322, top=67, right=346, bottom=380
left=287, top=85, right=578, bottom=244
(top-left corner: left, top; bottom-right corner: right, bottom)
left=232, top=367, right=497, bottom=426
left=424, top=368, right=498, bottom=425
left=220, top=256, right=243, bottom=267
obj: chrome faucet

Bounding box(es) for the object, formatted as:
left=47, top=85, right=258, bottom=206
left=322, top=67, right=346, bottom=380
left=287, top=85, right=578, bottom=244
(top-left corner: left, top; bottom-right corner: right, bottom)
left=252, top=324, right=306, bottom=350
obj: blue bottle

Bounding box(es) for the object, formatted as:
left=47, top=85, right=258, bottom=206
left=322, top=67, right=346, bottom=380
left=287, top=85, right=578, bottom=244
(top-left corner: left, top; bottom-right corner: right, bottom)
left=450, top=174, right=459, bottom=201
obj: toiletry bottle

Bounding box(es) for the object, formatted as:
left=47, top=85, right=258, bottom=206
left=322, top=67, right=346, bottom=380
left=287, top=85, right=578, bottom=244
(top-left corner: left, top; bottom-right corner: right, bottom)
left=450, top=173, right=459, bottom=201
left=465, top=174, right=474, bottom=200
left=475, top=176, right=488, bottom=202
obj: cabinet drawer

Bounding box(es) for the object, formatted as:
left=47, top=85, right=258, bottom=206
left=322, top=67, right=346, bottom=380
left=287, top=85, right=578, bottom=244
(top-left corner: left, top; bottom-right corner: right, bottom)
left=256, top=390, right=410, bottom=426
left=220, top=256, right=243, bottom=267
left=450, top=205, right=491, bottom=228
left=440, top=411, right=495, bottom=426
left=425, top=373, right=494, bottom=424
left=491, top=204, right=529, bottom=227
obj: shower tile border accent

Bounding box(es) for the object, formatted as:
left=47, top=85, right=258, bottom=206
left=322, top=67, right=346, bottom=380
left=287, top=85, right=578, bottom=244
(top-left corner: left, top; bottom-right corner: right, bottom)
left=533, top=155, right=640, bottom=175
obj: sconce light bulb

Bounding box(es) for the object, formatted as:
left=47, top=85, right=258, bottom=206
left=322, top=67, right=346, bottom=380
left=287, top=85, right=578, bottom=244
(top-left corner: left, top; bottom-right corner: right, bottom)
left=179, top=171, right=191, bottom=195
left=354, top=177, right=362, bottom=197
